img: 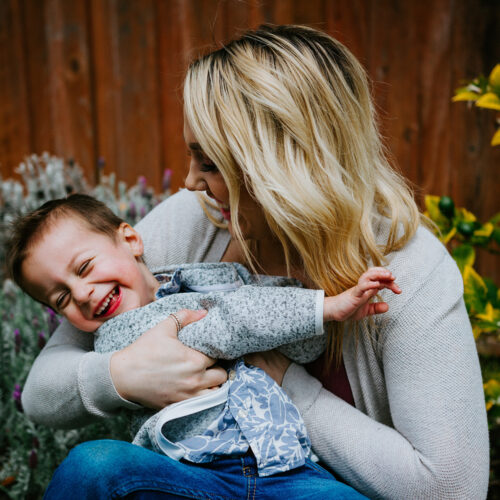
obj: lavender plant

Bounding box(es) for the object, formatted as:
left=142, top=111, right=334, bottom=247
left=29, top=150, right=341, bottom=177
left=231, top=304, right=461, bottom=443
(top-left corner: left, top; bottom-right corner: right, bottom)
left=0, top=154, right=171, bottom=499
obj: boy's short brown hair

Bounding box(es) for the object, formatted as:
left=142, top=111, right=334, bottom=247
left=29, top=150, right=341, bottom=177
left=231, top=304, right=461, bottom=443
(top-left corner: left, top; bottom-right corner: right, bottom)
left=6, top=194, right=124, bottom=290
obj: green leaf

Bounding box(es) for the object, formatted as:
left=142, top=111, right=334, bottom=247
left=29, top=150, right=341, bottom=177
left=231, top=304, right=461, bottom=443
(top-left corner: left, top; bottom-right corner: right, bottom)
left=452, top=244, right=475, bottom=273
left=476, top=302, right=500, bottom=325
left=492, top=227, right=500, bottom=246
left=424, top=195, right=451, bottom=233
left=489, top=64, right=500, bottom=85
left=484, top=278, right=500, bottom=308
left=489, top=213, right=500, bottom=226
left=452, top=91, right=479, bottom=102
left=492, top=128, right=500, bottom=147
left=463, top=265, right=488, bottom=315
left=476, top=92, right=500, bottom=111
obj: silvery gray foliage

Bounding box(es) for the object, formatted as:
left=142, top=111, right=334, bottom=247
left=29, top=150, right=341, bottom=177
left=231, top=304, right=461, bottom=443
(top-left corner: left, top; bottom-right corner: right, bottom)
left=0, top=153, right=171, bottom=280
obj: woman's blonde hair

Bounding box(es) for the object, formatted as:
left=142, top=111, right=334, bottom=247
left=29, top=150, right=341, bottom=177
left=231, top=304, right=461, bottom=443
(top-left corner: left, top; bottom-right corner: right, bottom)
left=184, top=25, right=421, bottom=360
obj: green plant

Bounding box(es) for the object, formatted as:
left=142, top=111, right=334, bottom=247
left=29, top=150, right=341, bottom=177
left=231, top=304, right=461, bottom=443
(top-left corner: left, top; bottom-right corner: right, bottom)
left=452, top=64, right=500, bottom=146
left=425, top=195, right=500, bottom=339
left=425, top=195, right=500, bottom=435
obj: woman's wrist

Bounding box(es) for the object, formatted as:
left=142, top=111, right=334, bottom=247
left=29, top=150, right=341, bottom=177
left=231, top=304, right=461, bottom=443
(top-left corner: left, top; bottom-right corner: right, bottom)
left=281, top=362, right=323, bottom=415
left=80, top=351, right=139, bottom=415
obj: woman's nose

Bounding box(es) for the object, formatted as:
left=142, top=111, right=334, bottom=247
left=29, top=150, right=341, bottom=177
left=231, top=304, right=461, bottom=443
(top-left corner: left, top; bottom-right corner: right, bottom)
left=185, top=165, right=207, bottom=192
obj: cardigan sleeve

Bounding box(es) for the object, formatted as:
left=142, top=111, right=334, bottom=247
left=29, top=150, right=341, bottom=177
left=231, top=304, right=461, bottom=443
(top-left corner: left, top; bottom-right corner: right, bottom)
left=282, top=254, right=489, bottom=499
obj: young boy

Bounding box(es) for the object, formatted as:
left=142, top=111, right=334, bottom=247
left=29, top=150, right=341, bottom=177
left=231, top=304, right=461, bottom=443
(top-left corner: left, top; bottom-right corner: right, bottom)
left=7, top=194, right=400, bottom=479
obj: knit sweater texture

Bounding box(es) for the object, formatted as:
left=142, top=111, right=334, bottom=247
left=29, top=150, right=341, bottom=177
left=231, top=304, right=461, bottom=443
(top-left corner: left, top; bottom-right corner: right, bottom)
left=21, top=189, right=489, bottom=499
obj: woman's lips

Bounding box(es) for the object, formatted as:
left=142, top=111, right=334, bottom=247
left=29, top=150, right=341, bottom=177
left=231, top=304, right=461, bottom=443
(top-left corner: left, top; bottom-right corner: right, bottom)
left=220, top=206, right=231, bottom=220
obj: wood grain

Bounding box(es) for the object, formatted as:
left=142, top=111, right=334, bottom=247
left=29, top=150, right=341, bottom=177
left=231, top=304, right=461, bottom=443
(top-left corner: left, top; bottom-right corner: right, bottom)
left=0, top=0, right=498, bottom=277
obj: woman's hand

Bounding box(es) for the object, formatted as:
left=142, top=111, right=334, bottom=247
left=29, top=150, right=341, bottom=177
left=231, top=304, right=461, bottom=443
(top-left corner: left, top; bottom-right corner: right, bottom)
left=244, top=350, right=292, bottom=386
left=110, top=309, right=227, bottom=409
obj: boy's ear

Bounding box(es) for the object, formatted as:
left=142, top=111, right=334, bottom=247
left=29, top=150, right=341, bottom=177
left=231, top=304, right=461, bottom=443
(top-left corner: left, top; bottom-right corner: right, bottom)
left=117, top=223, right=144, bottom=258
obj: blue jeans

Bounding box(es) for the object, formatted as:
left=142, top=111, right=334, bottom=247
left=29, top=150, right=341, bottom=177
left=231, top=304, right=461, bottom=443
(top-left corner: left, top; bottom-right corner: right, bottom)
left=43, top=440, right=367, bottom=499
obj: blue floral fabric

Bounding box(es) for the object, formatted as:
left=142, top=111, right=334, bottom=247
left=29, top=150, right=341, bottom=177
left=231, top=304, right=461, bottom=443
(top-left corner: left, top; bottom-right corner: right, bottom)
left=172, top=359, right=311, bottom=476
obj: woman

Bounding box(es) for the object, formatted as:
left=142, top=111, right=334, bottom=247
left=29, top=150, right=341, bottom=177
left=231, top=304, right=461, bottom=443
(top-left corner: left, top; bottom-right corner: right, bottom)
left=24, top=25, right=488, bottom=499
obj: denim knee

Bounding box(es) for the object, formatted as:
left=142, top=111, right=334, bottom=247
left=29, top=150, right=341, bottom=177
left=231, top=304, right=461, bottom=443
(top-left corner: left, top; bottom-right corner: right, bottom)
left=44, top=440, right=133, bottom=499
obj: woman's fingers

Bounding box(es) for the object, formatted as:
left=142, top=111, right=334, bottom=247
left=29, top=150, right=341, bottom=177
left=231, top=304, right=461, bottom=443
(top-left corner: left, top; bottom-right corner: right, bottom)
left=165, top=309, right=208, bottom=338
left=110, top=309, right=221, bottom=409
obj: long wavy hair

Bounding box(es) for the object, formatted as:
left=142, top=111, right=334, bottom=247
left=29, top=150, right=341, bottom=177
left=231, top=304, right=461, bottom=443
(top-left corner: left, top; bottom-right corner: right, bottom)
left=184, top=25, right=421, bottom=360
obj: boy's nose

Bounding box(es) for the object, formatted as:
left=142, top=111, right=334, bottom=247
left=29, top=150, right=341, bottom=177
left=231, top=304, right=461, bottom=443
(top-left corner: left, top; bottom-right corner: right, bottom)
left=72, top=283, right=94, bottom=304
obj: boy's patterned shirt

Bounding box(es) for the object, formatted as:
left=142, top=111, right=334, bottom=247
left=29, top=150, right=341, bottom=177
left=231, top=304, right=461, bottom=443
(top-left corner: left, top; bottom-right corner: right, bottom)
left=152, top=273, right=311, bottom=476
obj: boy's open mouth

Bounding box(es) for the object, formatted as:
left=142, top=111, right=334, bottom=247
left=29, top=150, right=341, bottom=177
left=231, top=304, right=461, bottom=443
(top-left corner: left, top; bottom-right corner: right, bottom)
left=95, top=286, right=121, bottom=318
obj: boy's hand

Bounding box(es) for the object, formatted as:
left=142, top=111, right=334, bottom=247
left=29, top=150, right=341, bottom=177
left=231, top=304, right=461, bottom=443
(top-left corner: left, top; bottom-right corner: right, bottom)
left=323, top=267, right=401, bottom=322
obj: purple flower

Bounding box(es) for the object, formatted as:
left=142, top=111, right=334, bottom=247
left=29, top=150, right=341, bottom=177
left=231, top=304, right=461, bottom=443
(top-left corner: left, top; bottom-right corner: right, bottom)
left=14, top=329, right=21, bottom=354
left=140, top=206, right=146, bottom=218
left=162, top=169, right=172, bottom=192
left=46, top=307, right=60, bottom=335
left=138, top=176, right=147, bottom=195
left=97, top=156, right=106, bottom=170
left=38, top=331, right=47, bottom=350
left=128, top=202, right=137, bottom=220
left=12, top=384, right=23, bottom=412
left=29, top=449, right=38, bottom=469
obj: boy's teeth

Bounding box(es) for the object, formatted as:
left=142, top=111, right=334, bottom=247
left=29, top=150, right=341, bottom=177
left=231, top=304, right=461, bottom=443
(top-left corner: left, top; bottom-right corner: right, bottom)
left=96, top=288, right=116, bottom=316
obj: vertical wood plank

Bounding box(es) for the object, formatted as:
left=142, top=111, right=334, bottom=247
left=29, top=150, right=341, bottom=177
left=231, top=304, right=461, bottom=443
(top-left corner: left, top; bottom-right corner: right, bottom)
left=412, top=0, right=454, bottom=201
left=156, top=0, right=190, bottom=193
left=0, top=0, right=31, bottom=177
left=22, top=0, right=54, bottom=159
left=44, top=0, right=95, bottom=180
left=88, top=0, right=120, bottom=182
left=368, top=0, right=420, bottom=192
left=99, top=0, right=161, bottom=188
left=324, top=0, right=372, bottom=72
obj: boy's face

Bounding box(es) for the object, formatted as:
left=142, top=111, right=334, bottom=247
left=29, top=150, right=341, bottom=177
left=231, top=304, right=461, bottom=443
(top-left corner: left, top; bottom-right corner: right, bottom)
left=21, top=216, right=159, bottom=332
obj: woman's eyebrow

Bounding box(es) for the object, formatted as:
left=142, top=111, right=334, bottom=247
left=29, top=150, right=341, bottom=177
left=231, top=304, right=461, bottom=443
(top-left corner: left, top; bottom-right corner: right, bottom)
left=188, top=142, right=203, bottom=151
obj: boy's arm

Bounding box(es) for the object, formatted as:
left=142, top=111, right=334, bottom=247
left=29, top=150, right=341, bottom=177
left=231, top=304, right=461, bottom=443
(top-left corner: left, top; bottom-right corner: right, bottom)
left=177, top=285, right=326, bottom=363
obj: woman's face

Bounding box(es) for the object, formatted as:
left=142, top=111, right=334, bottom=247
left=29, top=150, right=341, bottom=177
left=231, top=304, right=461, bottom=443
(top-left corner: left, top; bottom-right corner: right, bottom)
left=183, top=121, right=270, bottom=241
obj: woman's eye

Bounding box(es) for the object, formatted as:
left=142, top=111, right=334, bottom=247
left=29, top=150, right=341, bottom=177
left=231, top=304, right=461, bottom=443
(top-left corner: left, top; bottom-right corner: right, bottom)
left=200, top=162, right=218, bottom=172
left=188, top=149, right=217, bottom=172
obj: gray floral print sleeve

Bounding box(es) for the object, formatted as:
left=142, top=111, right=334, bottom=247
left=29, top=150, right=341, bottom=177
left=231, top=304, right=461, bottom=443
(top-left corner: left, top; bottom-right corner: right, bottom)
left=94, top=262, right=326, bottom=363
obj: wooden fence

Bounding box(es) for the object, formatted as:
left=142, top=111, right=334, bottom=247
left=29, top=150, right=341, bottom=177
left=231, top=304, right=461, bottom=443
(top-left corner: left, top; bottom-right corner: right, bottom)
left=1, top=0, right=499, bottom=277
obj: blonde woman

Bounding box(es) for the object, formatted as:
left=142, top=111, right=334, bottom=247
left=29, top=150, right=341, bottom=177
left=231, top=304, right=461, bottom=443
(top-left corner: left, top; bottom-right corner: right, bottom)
left=23, top=26, right=488, bottom=499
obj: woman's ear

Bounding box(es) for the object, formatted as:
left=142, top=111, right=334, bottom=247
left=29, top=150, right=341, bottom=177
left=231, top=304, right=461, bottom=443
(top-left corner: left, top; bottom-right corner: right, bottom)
left=117, top=223, right=144, bottom=258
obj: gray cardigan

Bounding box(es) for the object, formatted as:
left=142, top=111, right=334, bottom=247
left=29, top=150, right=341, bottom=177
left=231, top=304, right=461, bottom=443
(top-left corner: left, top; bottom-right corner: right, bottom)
left=21, top=189, right=489, bottom=499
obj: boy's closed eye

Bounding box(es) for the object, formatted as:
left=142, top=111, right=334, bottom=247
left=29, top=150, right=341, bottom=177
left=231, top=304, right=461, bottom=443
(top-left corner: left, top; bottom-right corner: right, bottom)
left=78, top=260, right=92, bottom=276
left=55, top=290, right=70, bottom=310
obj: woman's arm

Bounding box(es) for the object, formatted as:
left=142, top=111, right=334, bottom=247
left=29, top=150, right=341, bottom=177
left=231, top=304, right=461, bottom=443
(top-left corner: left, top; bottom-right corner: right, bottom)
left=21, top=319, right=126, bottom=429
left=282, top=256, right=489, bottom=499
left=21, top=311, right=226, bottom=428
